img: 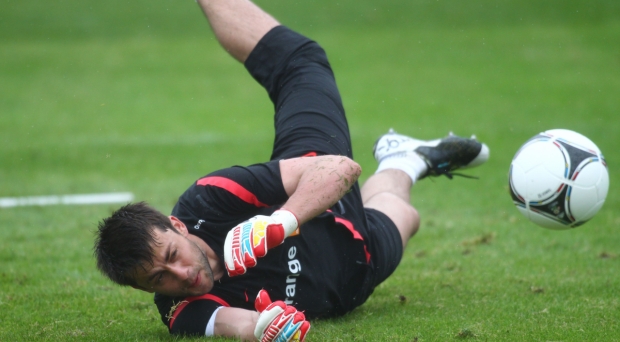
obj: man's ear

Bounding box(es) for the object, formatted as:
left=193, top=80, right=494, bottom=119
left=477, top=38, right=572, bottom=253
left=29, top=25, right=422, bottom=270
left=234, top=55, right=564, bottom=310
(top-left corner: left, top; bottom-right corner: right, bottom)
left=169, top=216, right=189, bottom=236
left=131, top=284, right=154, bottom=293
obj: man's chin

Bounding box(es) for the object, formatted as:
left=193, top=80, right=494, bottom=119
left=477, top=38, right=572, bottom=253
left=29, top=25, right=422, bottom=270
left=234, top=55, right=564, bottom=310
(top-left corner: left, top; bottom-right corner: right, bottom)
left=185, top=278, right=214, bottom=297
left=161, top=287, right=210, bottom=298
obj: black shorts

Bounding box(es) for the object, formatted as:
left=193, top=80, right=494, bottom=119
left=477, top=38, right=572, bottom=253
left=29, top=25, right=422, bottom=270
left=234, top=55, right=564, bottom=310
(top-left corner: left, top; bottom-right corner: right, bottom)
left=245, top=26, right=403, bottom=300
left=364, top=208, right=404, bottom=289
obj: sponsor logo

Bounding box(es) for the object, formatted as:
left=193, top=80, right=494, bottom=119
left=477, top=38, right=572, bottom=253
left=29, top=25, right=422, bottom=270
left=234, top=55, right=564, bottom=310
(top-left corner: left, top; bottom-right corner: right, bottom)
left=194, top=219, right=205, bottom=229
left=284, top=246, right=302, bottom=305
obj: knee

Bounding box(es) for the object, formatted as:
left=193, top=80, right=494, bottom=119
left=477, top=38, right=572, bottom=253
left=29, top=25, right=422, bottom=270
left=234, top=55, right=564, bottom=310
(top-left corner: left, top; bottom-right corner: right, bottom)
left=405, top=204, right=420, bottom=238
left=364, top=192, right=420, bottom=241
left=387, top=199, right=419, bottom=245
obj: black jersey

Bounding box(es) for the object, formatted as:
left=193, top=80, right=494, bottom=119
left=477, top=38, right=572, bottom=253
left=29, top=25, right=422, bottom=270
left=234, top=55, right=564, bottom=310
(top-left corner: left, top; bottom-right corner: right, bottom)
left=155, top=160, right=373, bottom=335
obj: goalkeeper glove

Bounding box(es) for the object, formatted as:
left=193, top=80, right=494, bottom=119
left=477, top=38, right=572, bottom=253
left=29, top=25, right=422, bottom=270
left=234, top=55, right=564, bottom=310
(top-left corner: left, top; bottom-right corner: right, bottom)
left=254, top=289, right=310, bottom=342
left=224, top=209, right=298, bottom=277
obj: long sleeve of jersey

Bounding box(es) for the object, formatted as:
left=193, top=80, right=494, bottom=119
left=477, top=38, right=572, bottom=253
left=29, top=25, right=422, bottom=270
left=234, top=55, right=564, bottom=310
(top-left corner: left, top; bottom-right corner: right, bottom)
left=154, top=293, right=230, bottom=336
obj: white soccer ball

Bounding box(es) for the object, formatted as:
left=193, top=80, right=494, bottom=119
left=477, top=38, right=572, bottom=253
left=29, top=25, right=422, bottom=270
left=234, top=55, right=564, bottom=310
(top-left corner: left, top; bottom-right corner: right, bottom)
left=509, top=129, right=609, bottom=229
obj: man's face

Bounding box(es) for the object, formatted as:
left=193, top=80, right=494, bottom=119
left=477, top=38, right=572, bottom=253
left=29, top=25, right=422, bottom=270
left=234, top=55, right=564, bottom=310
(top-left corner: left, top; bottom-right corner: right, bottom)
left=133, top=227, right=215, bottom=297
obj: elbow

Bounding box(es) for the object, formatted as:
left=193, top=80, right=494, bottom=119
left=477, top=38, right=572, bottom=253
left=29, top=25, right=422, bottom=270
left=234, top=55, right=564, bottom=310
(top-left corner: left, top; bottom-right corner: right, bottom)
left=339, top=156, right=362, bottom=188
left=350, top=159, right=362, bottom=184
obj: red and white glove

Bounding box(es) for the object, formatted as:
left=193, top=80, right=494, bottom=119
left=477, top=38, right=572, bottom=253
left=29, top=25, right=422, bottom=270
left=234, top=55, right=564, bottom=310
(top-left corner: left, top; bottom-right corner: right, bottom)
left=254, top=290, right=310, bottom=342
left=224, top=209, right=298, bottom=277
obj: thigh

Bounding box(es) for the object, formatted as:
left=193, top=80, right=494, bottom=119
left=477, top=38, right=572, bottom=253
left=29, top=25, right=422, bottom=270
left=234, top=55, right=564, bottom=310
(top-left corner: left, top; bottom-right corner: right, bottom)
left=244, top=26, right=352, bottom=160
left=340, top=206, right=404, bottom=309
left=364, top=208, right=404, bottom=288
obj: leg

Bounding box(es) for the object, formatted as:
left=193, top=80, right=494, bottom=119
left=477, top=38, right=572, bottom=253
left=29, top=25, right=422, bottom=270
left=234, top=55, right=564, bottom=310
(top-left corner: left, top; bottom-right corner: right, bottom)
left=362, top=169, right=420, bottom=248
left=365, top=129, right=491, bottom=248
left=198, top=0, right=352, bottom=159
left=196, top=0, right=279, bottom=63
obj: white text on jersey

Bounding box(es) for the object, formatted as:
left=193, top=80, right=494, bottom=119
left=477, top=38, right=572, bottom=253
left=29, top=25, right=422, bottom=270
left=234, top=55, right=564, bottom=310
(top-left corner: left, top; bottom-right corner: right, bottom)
left=284, top=246, right=301, bottom=305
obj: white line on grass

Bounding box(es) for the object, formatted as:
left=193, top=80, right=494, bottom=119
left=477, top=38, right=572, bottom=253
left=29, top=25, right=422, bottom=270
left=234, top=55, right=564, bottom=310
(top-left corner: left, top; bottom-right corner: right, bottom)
left=0, top=192, right=135, bottom=208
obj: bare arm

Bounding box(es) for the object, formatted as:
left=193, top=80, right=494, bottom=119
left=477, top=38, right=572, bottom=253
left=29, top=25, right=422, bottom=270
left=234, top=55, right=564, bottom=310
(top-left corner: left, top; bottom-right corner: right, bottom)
left=279, top=155, right=362, bottom=225
left=213, top=307, right=259, bottom=341
left=196, top=0, right=280, bottom=63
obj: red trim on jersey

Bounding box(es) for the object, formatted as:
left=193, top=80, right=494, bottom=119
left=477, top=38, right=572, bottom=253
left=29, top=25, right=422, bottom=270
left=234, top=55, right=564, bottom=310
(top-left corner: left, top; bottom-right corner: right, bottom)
left=302, top=151, right=317, bottom=157
left=196, top=176, right=268, bottom=208
left=168, top=294, right=230, bottom=330
left=329, top=212, right=371, bottom=263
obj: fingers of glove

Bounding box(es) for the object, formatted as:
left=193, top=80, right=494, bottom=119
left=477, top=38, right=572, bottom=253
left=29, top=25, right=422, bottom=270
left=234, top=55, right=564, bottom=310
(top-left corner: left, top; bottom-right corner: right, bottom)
left=295, top=321, right=311, bottom=342
left=255, top=300, right=310, bottom=342
left=266, top=310, right=305, bottom=342
left=224, top=222, right=257, bottom=277
left=223, top=227, right=241, bottom=276
left=291, top=310, right=306, bottom=325
left=281, top=320, right=311, bottom=342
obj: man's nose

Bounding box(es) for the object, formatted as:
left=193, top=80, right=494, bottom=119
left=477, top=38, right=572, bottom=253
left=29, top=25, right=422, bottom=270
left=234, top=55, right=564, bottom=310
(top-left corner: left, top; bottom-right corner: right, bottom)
left=167, top=263, right=189, bottom=281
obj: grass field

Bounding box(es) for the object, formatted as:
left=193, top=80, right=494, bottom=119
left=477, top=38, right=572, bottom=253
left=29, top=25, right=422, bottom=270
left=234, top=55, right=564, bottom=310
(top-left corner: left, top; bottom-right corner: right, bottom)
left=1, top=0, right=619, bottom=340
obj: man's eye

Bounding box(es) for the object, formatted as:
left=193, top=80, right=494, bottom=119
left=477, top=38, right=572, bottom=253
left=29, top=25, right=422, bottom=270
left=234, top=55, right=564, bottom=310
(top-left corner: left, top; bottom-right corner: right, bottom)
left=171, top=250, right=177, bottom=260
left=157, top=273, right=163, bottom=284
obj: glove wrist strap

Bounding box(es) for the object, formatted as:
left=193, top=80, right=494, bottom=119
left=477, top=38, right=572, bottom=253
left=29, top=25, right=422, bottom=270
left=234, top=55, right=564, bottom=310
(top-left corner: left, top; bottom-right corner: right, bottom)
left=271, top=209, right=299, bottom=237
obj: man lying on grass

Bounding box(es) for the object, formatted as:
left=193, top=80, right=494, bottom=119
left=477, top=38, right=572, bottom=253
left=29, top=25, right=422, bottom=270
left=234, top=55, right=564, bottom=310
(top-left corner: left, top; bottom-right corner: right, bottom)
left=94, top=0, right=489, bottom=340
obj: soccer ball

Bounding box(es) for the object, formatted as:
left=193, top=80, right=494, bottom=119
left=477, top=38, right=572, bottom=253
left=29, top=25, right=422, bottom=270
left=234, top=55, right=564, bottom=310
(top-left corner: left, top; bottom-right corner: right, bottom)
left=509, top=129, right=609, bottom=229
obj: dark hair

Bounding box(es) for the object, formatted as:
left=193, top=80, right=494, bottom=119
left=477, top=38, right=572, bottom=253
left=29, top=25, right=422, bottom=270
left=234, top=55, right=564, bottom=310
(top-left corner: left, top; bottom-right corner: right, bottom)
left=94, top=202, right=174, bottom=286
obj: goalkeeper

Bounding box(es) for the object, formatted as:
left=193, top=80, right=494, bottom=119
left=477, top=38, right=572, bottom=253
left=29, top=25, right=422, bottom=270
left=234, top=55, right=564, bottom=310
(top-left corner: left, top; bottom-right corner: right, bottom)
left=94, top=0, right=489, bottom=341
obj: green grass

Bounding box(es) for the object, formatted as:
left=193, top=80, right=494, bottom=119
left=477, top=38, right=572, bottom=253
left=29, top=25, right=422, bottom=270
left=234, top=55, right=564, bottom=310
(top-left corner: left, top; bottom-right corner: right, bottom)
left=1, top=0, right=619, bottom=340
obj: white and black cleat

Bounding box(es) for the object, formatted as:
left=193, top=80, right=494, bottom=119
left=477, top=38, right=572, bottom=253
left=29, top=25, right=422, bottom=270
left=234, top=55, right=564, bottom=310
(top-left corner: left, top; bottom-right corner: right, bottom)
left=373, top=129, right=490, bottom=179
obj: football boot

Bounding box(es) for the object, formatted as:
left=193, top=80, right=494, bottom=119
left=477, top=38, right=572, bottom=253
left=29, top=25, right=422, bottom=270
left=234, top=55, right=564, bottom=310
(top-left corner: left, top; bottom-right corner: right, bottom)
left=373, top=129, right=489, bottom=179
